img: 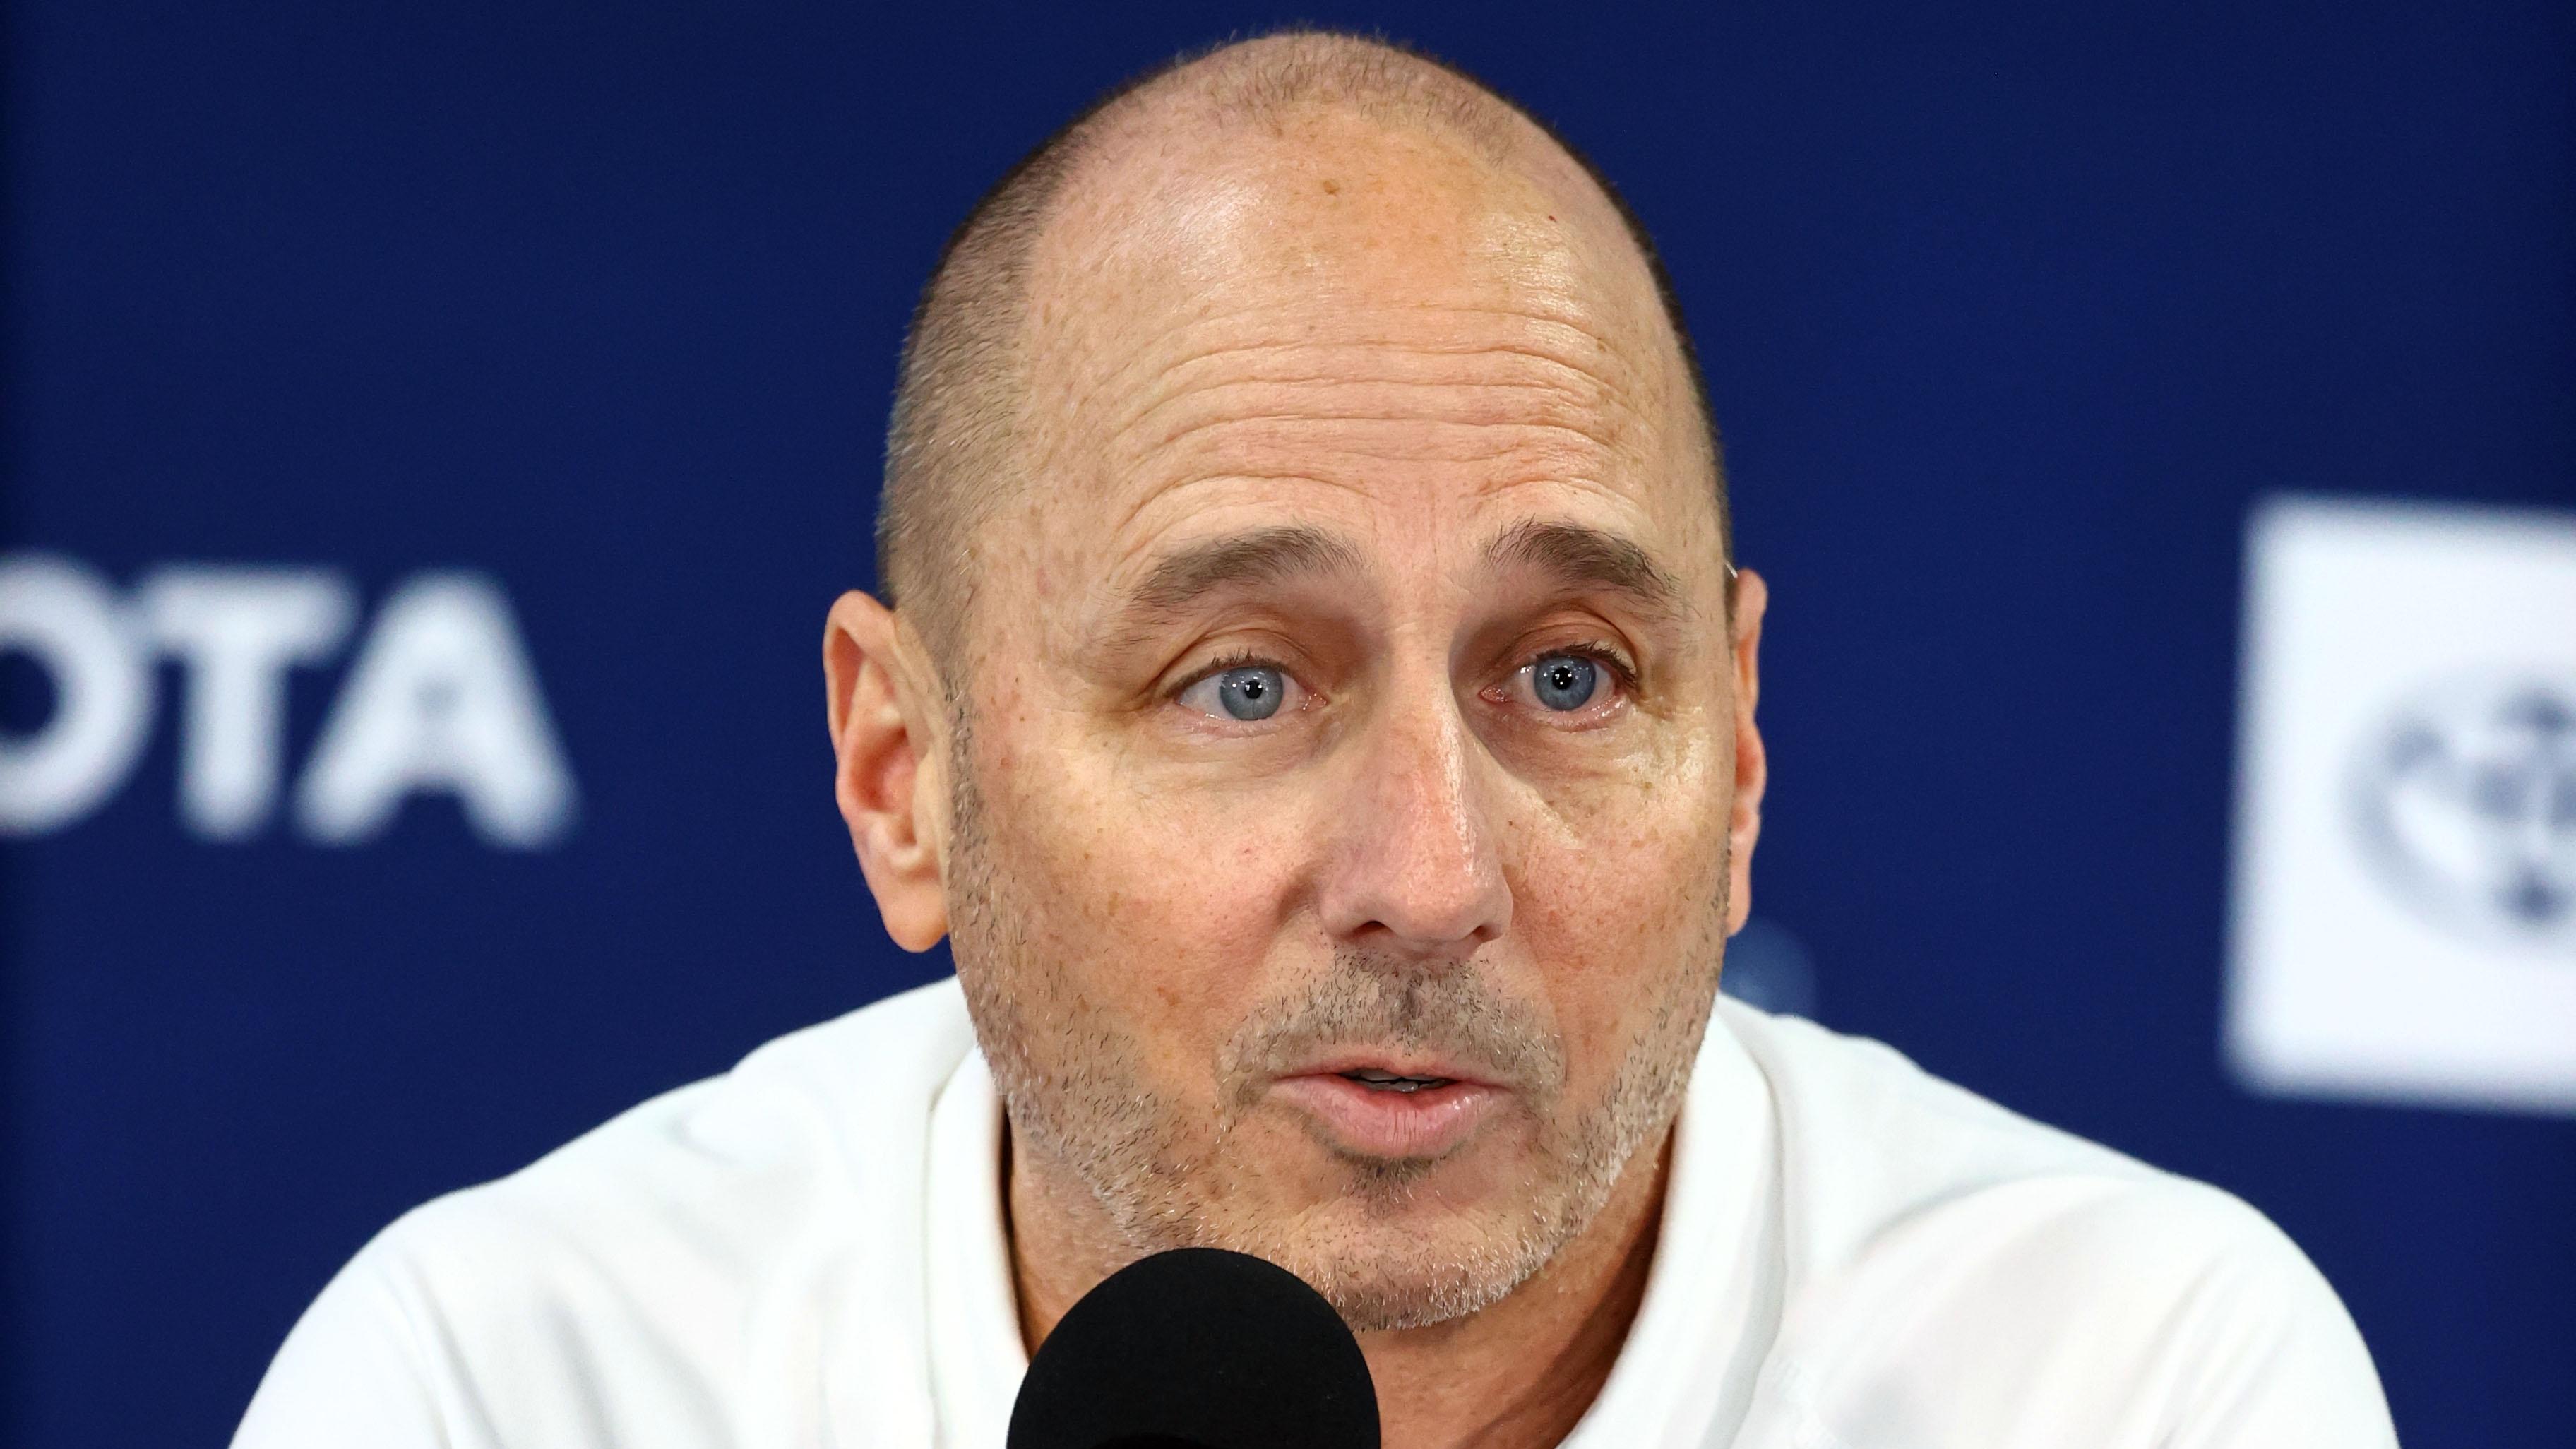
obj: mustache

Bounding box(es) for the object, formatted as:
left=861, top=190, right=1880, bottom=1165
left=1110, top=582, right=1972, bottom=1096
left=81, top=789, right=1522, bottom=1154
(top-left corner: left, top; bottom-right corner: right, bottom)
left=1221, top=948, right=1566, bottom=1102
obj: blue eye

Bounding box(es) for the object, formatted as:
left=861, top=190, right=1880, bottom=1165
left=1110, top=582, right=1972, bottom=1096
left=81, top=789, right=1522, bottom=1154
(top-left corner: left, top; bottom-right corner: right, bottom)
left=1190, top=664, right=1284, bottom=720
left=1529, top=654, right=1601, bottom=712
left=1217, top=667, right=1284, bottom=720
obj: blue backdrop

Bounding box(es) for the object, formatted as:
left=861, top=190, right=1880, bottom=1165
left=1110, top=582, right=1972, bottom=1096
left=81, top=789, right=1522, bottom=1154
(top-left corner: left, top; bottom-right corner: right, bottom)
left=4, top=4, right=2570, bottom=1445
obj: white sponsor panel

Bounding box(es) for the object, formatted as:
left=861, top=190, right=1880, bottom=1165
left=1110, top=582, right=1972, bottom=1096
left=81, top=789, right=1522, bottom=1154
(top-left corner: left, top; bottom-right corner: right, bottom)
left=2228, top=496, right=2576, bottom=1114
left=0, top=555, right=576, bottom=847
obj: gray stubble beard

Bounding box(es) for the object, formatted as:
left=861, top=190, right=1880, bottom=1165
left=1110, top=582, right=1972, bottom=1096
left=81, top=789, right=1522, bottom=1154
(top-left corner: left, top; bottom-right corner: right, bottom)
left=944, top=703, right=1731, bottom=1332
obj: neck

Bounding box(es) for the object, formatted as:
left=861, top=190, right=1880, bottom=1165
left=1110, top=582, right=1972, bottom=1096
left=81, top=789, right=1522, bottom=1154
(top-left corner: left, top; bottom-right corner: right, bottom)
left=1006, top=1130, right=1672, bottom=1449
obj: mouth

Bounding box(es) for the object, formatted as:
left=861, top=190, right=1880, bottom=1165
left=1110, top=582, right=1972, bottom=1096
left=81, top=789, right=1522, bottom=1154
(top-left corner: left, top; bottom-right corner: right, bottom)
left=1269, top=1056, right=1505, bottom=1161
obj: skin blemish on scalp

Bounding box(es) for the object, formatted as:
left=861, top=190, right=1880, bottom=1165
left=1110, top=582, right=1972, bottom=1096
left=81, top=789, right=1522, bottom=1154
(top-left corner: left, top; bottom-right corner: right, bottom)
left=1323, top=178, right=1342, bottom=194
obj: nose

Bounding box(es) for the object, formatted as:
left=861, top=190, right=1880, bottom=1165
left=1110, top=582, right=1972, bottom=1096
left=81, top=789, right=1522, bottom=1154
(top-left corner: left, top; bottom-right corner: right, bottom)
left=1315, top=677, right=1513, bottom=958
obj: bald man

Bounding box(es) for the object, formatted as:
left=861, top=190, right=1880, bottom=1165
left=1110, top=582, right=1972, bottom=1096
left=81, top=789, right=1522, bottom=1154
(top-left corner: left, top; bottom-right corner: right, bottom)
left=235, top=32, right=2396, bottom=1449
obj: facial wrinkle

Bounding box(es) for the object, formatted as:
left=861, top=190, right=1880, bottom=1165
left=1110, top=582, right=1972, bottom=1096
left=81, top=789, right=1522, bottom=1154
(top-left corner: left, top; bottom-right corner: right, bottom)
left=1087, top=311, right=1646, bottom=458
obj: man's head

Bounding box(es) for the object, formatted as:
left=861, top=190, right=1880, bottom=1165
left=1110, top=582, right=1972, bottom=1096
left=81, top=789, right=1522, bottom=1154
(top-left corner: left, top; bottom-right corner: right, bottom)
left=826, top=31, right=1767, bottom=1331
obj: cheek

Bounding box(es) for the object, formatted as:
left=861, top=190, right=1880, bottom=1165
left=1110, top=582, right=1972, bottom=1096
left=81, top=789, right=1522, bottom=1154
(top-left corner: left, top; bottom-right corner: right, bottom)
left=979, top=727, right=1316, bottom=1075
left=1512, top=744, right=1733, bottom=1071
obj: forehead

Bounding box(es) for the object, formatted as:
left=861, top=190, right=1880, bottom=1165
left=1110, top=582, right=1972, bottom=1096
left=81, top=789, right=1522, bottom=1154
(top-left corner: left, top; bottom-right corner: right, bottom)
left=1001, top=107, right=1716, bottom=605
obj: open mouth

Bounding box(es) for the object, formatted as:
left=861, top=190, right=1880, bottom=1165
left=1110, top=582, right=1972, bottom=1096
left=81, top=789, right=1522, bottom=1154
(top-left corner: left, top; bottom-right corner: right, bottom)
left=1338, top=1067, right=1455, bottom=1094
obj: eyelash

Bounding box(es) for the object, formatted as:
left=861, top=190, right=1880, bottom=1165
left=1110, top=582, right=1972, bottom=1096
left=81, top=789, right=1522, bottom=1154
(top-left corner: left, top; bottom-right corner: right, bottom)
left=1171, top=643, right=1640, bottom=708
left=1194, top=647, right=1283, bottom=681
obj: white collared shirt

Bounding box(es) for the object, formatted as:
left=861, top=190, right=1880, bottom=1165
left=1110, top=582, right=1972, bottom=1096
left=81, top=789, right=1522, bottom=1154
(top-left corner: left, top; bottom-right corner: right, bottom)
left=234, top=979, right=2397, bottom=1448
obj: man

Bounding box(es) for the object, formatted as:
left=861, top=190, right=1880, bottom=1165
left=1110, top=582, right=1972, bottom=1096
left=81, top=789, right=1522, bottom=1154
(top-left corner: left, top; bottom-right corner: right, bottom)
left=236, top=31, right=2396, bottom=1449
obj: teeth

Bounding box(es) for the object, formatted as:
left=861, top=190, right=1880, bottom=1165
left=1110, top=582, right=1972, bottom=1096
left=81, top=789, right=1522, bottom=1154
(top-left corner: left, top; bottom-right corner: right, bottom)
left=1342, top=1069, right=1450, bottom=1092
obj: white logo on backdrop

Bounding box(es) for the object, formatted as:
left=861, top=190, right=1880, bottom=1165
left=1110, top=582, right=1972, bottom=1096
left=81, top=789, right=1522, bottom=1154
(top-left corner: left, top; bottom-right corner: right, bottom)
left=2229, top=497, right=2576, bottom=1116
left=2349, top=674, right=2576, bottom=950
left=0, top=554, right=577, bottom=847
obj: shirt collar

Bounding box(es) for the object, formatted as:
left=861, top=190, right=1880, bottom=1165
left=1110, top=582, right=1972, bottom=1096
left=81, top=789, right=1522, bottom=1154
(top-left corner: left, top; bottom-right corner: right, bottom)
left=925, top=1044, right=1026, bottom=1449
left=1560, top=1007, right=1782, bottom=1448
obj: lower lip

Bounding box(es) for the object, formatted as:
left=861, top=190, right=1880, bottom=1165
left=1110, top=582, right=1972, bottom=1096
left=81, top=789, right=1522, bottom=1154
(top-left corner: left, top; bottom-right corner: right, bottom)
left=1269, top=1074, right=1504, bottom=1159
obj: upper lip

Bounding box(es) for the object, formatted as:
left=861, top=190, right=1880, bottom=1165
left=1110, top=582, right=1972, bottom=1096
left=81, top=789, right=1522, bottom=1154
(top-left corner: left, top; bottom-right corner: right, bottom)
left=1285, top=1053, right=1496, bottom=1087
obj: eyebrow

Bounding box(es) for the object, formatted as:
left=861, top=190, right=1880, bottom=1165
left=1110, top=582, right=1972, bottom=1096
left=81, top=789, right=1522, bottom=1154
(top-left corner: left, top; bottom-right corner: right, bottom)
left=1481, top=518, right=1689, bottom=624
left=1116, top=524, right=1370, bottom=621
left=1102, top=516, right=1690, bottom=650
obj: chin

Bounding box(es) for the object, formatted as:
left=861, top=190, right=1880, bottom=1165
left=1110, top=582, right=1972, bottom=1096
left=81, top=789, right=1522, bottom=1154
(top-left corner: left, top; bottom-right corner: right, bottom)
left=1259, top=1208, right=1559, bottom=1332
left=1195, top=1157, right=1570, bottom=1332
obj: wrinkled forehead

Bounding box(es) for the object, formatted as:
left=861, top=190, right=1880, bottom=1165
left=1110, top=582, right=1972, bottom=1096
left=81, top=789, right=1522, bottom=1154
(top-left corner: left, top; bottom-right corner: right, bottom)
left=1008, top=107, right=1710, bottom=538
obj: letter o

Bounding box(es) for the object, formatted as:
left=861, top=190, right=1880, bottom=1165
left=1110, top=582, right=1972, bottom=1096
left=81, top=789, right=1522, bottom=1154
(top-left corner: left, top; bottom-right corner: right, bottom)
left=0, top=556, right=153, bottom=835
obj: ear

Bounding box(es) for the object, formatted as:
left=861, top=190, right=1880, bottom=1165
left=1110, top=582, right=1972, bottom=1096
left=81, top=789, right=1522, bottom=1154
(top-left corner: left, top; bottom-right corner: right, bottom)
left=823, top=590, right=952, bottom=951
left=1722, top=568, right=1769, bottom=936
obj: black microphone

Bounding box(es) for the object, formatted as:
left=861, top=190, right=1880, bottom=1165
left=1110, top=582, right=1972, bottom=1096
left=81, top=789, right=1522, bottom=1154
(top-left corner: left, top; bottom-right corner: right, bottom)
left=1006, top=1247, right=1380, bottom=1449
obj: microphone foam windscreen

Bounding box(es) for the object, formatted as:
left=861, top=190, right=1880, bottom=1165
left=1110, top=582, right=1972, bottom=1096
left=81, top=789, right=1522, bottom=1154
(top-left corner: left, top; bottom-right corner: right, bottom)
left=1006, top=1247, right=1380, bottom=1449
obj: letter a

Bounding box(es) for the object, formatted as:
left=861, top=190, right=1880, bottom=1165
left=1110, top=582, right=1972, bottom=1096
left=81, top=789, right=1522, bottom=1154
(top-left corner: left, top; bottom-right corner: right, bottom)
left=294, top=573, right=578, bottom=848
